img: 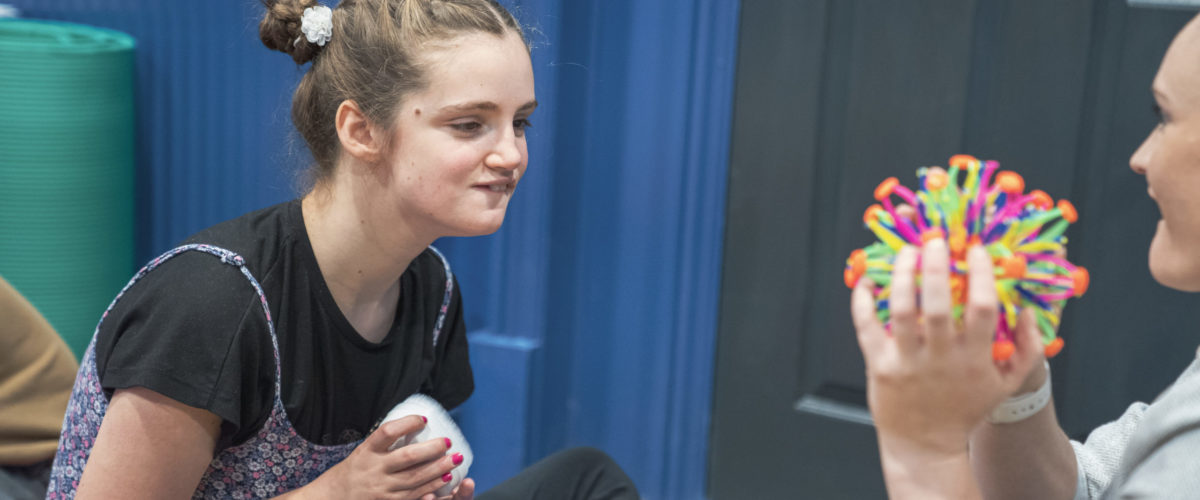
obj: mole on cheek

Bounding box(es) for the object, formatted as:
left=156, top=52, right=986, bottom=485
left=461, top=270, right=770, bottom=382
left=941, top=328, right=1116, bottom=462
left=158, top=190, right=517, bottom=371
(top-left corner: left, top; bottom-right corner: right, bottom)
left=414, top=108, right=422, bottom=117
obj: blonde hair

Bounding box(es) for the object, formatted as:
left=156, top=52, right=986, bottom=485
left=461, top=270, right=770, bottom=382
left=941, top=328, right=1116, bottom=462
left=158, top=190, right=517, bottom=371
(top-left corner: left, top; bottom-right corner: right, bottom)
left=259, top=0, right=526, bottom=185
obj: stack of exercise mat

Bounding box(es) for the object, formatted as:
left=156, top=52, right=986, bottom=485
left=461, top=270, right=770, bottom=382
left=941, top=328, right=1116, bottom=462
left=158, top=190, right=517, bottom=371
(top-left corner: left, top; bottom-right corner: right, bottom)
left=0, top=19, right=136, bottom=358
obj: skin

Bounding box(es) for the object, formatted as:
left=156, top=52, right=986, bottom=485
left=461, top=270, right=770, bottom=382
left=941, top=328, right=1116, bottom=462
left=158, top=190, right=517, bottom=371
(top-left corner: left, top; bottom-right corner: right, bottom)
left=76, top=30, right=536, bottom=500
left=1131, top=16, right=1200, bottom=293
left=852, top=14, right=1200, bottom=500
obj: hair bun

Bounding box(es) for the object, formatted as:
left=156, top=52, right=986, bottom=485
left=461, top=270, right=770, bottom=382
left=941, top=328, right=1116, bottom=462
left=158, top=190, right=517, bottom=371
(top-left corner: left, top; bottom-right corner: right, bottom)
left=259, top=0, right=322, bottom=65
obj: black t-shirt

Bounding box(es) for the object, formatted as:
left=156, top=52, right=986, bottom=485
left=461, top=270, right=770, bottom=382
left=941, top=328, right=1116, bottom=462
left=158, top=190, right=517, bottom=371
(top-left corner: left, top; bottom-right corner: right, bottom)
left=94, top=200, right=473, bottom=450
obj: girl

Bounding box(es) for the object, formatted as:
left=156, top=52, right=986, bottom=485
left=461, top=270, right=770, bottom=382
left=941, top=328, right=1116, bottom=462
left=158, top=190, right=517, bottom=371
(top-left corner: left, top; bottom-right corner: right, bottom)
left=852, top=12, right=1200, bottom=500
left=46, top=1, right=638, bottom=498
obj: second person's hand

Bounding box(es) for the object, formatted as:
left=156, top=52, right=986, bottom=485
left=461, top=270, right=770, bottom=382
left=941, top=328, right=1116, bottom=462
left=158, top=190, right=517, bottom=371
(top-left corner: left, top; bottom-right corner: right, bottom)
left=852, top=239, right=1043, bottom=462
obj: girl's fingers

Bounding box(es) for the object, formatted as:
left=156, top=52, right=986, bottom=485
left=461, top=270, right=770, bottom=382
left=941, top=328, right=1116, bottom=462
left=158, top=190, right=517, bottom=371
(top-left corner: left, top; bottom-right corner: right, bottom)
left=1005, top=308, right=1045, bottom=392
left=920, top=238, right=954, bottom=349
left=367, top=415, right=425, bottom=453
left=453, top=478, right=476, bottom=500
left=889, top=245, right=922, bottom=354
left=386, top=437, right=453, bottom=474
left=963, top=245, right=999, bottom=350
left=401, top=466, right=458, bottom=497
left=390, top=452, right=460, bottom=494
left=851, top=275, right=885, bottom=356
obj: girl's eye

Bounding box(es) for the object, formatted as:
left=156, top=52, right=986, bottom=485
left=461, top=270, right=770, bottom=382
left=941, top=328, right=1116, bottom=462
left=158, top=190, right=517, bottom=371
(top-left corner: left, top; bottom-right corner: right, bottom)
left=513, top=118, right=532, bottom=136
left=1152, top=102, right=1165, bottom=125
left=451, top=121, right=483, bottom=133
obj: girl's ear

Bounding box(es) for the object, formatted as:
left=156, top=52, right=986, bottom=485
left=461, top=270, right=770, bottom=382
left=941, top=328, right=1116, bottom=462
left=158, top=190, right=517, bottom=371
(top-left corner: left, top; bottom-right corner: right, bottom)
left=335, top=100, right=385, bottom=163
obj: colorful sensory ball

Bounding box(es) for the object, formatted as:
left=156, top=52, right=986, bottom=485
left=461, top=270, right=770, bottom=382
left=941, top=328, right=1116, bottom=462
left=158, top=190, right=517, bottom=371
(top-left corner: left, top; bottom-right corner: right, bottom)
left=844, top=155, right=1088, bottom=361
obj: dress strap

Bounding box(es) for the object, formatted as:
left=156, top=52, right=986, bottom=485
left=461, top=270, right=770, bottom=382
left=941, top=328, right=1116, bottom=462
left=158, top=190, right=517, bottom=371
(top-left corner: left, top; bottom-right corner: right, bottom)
left=425, top=246, right=454, bottom=348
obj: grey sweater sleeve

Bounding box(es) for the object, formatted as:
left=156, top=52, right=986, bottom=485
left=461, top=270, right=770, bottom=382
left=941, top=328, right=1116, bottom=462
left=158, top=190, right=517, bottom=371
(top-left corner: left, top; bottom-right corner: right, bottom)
left=1070, top=402, right=1149, bottom=500
left=1071, top=356, right=1200, bottom=499
left=1115, top=427, right=1200, bottom=498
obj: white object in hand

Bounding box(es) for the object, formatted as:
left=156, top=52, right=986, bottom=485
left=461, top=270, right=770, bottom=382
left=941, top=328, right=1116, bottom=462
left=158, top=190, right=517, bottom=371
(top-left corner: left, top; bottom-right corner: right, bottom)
left=382, top=393, right=473, bottom=497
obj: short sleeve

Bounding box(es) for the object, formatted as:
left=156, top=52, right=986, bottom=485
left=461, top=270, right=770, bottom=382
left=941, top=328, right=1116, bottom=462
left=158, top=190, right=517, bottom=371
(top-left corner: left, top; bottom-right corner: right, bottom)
left=94, top=250, right=276, bottom=449
left=1070, top=402, right=1149, bottom=500
left=1094, top=357, right=1200, bottom=499
left=426, top=275, right=473, bottom=410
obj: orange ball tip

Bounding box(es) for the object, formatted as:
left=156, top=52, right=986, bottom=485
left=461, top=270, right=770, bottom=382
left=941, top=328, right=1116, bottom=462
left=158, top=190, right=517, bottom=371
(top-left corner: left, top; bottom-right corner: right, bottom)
left=921, top=228, right=945, bottom=244
left=949, top=154, right=978, bottom=169
left=949, top=231, right=967, bottom=255
left=850, top=249, right=867, bottom=274
left=1001, top=255, right=1027, bottom=279
left=875, top=177, right=900, bottom=201
left=996, top=171, right=1025, bottom=194
left=1057, top=199, right=1078, bottom=223
left=844, top=267, right=861, bottom=289
left=1072, top=266, right=1090, bottom=296
left=1029, top=190, right=1053, bottom=210
left=1044, top=337, right=1065, bottom=358
left=992, top=341, right=1016, bottom=362
left=863, top=204, right=883, bottom=225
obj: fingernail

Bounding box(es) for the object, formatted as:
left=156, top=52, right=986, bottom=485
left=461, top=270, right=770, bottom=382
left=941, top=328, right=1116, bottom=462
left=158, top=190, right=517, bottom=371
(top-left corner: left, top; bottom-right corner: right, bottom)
left=452, top=453, right=464, bottom=465
left=443, top=473, right=453, bottom=483
left=444, top=437, right=452, bottom=448
left=421, top=415, right=427, bottom=423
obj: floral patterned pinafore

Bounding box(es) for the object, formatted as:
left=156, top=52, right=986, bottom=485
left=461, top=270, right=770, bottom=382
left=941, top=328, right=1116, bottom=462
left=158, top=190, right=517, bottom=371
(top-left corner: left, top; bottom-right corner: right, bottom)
left=45, top=243, right=454, bottom=498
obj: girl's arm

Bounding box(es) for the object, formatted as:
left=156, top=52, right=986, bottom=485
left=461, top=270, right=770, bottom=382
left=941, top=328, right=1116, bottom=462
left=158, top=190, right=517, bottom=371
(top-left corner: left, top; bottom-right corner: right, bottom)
left=77, top=388, right=464, bottom=499
left=875, top=439, right=981, bottom=500
left=76, top=387, right=222, bottom=499
left=969, top=363, right=1080, bottom=500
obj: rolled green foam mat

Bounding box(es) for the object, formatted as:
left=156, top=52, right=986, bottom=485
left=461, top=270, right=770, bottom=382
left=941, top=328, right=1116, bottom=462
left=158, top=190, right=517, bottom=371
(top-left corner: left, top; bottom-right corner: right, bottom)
left=0, top=19, right=136, bottom=359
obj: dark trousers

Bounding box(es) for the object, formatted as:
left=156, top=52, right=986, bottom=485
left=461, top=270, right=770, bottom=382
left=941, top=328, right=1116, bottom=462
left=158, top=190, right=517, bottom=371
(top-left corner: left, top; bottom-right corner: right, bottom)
left=0, top=459, right=52, bottom=500
left=479, top=447, right=639, bottom=500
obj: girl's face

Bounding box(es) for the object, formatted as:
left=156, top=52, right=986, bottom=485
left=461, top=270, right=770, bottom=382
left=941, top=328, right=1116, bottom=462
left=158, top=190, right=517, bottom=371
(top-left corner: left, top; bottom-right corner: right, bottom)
left=1130, top=16, right=1200, bottom=292
left=384, top=31, right=536, bottom=238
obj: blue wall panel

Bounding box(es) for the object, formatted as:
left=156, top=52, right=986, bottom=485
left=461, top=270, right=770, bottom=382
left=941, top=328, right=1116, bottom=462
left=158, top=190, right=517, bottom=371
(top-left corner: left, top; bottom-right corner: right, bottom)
left=453, top=332, right=538, bottom=490
left=518, top=3, right=740, bottom=498
left=5, top=1, right=740, bottom=498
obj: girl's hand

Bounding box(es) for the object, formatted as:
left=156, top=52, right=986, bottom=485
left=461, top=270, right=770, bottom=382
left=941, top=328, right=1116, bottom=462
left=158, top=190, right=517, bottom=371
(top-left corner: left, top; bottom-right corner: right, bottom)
left=436, top=478, right=475, bottom=500
left=309, top=415, right=462, bottom=499
left=851, top=240, right=1043, bottom=460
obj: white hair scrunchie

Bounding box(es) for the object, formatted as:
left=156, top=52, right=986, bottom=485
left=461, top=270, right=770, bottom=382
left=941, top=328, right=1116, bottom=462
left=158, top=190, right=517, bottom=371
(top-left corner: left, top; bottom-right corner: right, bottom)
left=297, top=5, right=333, bottom=47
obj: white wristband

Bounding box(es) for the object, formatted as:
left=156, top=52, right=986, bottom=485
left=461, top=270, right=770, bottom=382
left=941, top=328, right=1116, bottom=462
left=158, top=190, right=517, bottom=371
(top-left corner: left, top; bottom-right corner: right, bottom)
left=988, top=361, right=1052, bottom=424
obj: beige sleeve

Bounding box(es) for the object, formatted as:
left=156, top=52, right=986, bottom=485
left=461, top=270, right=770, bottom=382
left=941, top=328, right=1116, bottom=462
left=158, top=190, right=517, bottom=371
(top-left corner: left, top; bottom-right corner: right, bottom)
left=0, top=275, right=80, bottom=465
